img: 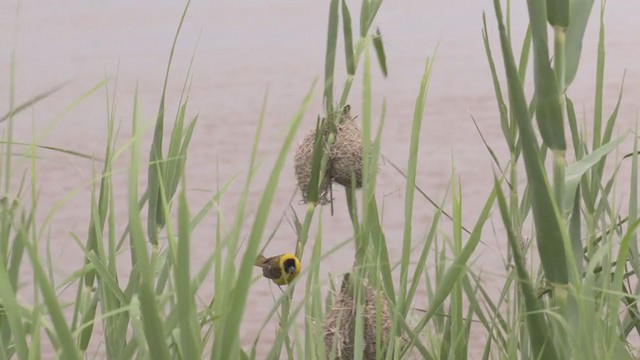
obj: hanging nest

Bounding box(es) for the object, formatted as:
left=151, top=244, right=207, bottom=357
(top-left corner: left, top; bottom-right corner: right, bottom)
left=330, top=114, right=364, bottom=188
left=294, top=105, right=365, bottom=205
left=323, top=273, right=402, bottom=359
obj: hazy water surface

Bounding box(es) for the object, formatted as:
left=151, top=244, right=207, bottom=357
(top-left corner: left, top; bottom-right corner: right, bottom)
left=1, top=1, right=639, bottom=357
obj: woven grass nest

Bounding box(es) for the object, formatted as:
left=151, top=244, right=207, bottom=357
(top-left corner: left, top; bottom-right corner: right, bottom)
left=323, top=273, right=402, bottom=359
left=294, top=105, right=365, bottom=204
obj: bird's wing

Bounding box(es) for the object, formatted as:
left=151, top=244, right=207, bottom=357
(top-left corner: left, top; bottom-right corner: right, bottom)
left=262, top=263, right=282, bottom=280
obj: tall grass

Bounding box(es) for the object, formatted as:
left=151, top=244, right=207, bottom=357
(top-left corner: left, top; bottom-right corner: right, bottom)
left=0, top=0, right=638, bottom=359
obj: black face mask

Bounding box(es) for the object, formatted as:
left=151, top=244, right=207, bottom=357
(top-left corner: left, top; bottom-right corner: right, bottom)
left=284, top=259, right=297, bottom=274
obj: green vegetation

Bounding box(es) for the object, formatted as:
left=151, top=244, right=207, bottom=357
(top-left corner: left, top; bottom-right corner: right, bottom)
left=0, top=0, right=638, bottom=358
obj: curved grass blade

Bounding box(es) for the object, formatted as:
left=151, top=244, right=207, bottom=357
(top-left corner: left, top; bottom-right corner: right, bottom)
left=563, top=134, right=627, bottom=213
left=592, top=1, right=606, bottom=151
left=482, top=14, right=512, bottom=151
left=494, top=177, right=560, bottom=360
left=20, top=226, right=81, bottom=360
left=610, top=220, right=640, bottom=335
left=304, top=214, right=326, bottom=359
left=76, top=98, right=117, bottom=346
left=359, top=0, right=383, bottom=37
left=379, top=154, right=470, bottom=234
left=372, top=28, right=388, bottom=77
left=399, top=57, right=433, bottom=310
left=189, top=175, right=235, bottom=230
left=628, top=124, right=639, bottom=271
left=566, top=97, right=582, bottom=158
left=129, top=88, right=170, bottom=360
left=148, top=0, right=192, bottom=244
left=0, top=141, right=102, bottom=162
left=471, top=114, right=505, bottom=177
left=0, top=255, right=28, bottom=358
left=213, top=89, right=269, bottom=350
left=265, top=302, right=305, bottom=360
left=518, top=26, right=532, bottom=83
left=493, top=0, right=569, bottom=285
left=0, top=80, right=71, bottom=123
left=213, top=81, right=315, bottom=360
left=565, top=0, right=596, bottom=86
left=324, top=0, right=339, bottom=115
left=341, top=0, right=355, bottom=76
left=402, top=187, right=496, bottom=356
left=592, top=73, right=625, bottom=196
left=306, top=118, right=325, bottom=205
left=366, top=200, right=395, bottom=304
left=175, top=182, right=201, bottom=359
left=569, top=189, right=583, bottom=272
left=8, top=198, right=31, bottom=291
left=83, top=251, right=127, bottom=304
left=527, top=0, right=566, bottom=151
left=404, top=196, right=445, bottom=317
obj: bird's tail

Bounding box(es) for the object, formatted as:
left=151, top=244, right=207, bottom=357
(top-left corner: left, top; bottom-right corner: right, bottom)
left=255, top=254, right=267, bottom=267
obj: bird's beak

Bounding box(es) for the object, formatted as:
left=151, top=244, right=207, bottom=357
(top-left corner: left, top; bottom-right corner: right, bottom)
left=286, top=265, right=297, bottom=274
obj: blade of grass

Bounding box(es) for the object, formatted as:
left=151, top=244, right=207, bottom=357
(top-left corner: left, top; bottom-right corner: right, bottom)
left=129, top=87, right=171, bottom=360
left=399, top=57, right=434, bottom=313
left=402, top=187, right=496, bottom=356
left=305, top=118, right=326, bottom=205
left=380, top=154, right=470, bottom=235
left=450, top=178, right=464, bottom=360
left=0, top=141, right=102, bottom=162
left=592, top=73, right=626, bottom=196
left=324, top=0, right=339, bottom=114
left=527, top=0, right=566, bottom=151
left=176, top=181, right=201, bottom=359
left=592, top=1, right=606, bottom=151
left=213, top=88, right=270, bottom=352
left=482, top=13, right=515, bottom=152
left=404, top=195, right=445, bottom=316
left=494, top=177, right=560, bottom=360
left=147, top=0, right=192, bottom=243
left=304, top=213, right=325, bottom=359
left=213, top=81, right=315, bottom=360
left=493, top=0, right=569, bottom=285
left=518, top=26, right=532, bottom=83
left=372, top=28, right=388, bottom=77
left=0, top=253, right=28, bottom=358
left=565, top=0, right=595, bottom=87
left=0, top=81, right=72, bottom=123
left=563, top=134, right=627, bottom=212
left=341, top=0, right=355, bottom=76
left=628, top=121, right=639, bottom=276
left=20, top=225, right=81, bottom=360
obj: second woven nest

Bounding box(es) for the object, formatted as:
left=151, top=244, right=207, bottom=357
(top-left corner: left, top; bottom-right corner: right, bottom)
left=323, top=273, right=402, bottom=359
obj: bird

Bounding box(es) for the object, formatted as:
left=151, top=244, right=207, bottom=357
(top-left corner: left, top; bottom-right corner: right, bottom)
left=254, top=253, right=301, bottom=286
